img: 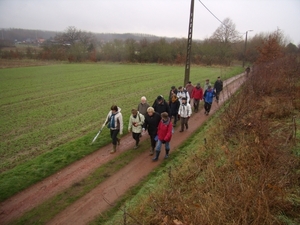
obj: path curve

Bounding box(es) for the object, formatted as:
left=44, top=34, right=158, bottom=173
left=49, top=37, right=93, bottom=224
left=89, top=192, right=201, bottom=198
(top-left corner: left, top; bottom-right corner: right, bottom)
left=0, top=74, right=245, bottom=225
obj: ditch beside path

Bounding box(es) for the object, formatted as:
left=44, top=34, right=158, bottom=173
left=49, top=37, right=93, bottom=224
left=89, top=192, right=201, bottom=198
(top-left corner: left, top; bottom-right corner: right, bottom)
left=0, top=73, right=246, bottom=225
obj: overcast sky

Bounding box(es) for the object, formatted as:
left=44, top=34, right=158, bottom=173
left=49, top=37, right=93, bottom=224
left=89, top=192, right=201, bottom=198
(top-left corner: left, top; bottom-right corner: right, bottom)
left=0, top=0, right=299, bottom=45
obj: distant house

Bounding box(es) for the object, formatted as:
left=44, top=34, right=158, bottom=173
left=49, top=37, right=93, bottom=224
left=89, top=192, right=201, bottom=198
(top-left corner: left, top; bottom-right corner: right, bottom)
left=37, top=38, right=45, bottom=43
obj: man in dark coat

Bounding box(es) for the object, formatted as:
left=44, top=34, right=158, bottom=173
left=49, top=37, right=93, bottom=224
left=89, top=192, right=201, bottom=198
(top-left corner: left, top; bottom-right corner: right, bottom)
left=152, top=95, right=171, bottom=117
left=142, top=107, right=161, bottom=155
left=213, top=76, right=223, bottom=103
left=169, top=92, right=180, bottom=127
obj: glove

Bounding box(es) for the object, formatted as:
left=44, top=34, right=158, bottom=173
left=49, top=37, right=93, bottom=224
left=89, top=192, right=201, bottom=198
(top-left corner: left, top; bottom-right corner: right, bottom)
left=177, top=115, right=180, bottom=119
left=162, top=140, right=166, bottom=144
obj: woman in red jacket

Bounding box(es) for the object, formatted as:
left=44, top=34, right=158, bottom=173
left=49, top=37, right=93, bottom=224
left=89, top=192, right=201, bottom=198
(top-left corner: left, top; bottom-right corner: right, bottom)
left=191, top=83, right=203, bottom=113
left=153, top=112, right=173, bottom=161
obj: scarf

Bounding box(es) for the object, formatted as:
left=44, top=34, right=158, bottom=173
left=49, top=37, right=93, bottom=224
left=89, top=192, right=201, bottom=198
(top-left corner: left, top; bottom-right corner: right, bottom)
left=171, top=95, right=178, bottom=103
left=110, top=113, right=117, bottom=129
left=162, top=118, right=170, bottom=125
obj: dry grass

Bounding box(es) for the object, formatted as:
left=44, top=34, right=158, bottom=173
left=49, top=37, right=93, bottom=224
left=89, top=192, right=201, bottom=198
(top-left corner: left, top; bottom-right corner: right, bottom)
left=113, top=37, right=300, bottom=225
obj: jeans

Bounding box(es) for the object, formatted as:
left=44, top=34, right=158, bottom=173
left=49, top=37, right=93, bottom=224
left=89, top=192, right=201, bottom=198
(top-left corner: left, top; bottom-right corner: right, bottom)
left=155, top=139, right=170, bottom=152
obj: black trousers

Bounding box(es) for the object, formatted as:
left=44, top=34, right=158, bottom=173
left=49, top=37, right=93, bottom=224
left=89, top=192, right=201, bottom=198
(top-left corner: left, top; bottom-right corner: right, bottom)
left=149, top=133, right=157, bottom=149
left=193, top=99, right=200, bottom=112
left=132, top=132, right=141, bottom=145
left=180, top=117, right=189, bottom=131
left=215, top=91, right=221, bottom=101
left=110, top=129, right=119, bottom=145
left=204, top=101, right=212, bottom=113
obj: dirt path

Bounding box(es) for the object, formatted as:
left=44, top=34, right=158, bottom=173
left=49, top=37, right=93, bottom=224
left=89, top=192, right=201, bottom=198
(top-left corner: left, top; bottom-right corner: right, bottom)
left=0, top=74, right=245, bottom=225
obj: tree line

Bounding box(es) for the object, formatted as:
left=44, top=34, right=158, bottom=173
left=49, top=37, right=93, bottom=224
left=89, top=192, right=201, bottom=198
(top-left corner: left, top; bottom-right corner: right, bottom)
left=1, top=18, right=299, bottom=65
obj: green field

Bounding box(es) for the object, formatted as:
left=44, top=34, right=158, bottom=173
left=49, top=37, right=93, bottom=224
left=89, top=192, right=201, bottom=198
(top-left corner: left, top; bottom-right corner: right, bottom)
left=0, top=63, right=244, bottom=201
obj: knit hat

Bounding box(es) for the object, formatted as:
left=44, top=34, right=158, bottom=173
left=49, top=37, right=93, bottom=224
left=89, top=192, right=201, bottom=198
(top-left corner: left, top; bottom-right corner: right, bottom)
left=157, top=95, right=163, bottom=100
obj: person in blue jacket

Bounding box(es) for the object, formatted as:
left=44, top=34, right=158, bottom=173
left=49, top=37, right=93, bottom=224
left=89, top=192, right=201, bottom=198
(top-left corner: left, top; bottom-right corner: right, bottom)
left=203, top=85, right=216, bottom=115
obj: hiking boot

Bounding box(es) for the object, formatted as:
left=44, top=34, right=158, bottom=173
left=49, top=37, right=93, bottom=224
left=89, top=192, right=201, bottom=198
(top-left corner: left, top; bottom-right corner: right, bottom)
left=110, top=145, right=117, bottom=154
left=179, top=130, right=184, bottom=132
left=152, top=151, right=160, bottom=161
left=117, top=138, right=120, bottom=145
left=164, top=149, right=170, bottom=159
left=133, top=145, right=139, bottom=149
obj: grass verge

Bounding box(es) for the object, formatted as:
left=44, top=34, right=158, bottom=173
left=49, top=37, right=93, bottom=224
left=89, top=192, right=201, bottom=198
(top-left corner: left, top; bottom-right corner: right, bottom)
left=10, top=141, right=149, bottom=225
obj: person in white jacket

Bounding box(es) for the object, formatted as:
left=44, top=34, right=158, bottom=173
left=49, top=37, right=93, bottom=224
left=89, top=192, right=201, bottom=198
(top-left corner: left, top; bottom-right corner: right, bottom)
left=177, top=86, right=190, bottom=104
left=128, top=109, right=145, bottom=149
left=106, top=105, right=123, bottom=154
left=178, top=97, right=192, bottom=132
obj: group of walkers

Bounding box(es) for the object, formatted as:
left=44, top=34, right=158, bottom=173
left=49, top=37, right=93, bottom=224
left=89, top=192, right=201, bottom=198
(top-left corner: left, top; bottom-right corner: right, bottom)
left=103, top=77, right=223, bottom=161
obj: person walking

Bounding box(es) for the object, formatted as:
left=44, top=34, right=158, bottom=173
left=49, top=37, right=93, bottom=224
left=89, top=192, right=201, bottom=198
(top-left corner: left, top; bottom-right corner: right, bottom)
left=128, top=109, right=145, bottom=149
left=178, top=97, right=192, bottom=132
left=142, top=107, right=161, bottom=155
left=191, top=83, right=203, bottom=113
left=137, top=96, right=150, bottom=117
left=152, top=95, right=171, bottom=117
left=152, top=112, right=173, bottom=161
left=203, top=79, right=211, bottom=92
left=214, top=76, right=223, bottom=103
left=203, top=85, right=216, bottom=115
left=177, top=86, right=190, bottom=104
left=105, top=105, right=123, bottom=154
left=168, top=86, right=178, bottom=105
left=245, top=66, right=250, bottom=76
left=185, top=81, right=194, bottom=104
left=169, top=92, right=180, bottom=127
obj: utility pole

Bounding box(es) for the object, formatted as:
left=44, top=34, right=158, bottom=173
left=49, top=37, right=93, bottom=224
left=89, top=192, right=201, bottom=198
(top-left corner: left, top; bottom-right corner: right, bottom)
left=184, top=0, right=195, bottom=86
left=242, top=30, right=253, bottom=68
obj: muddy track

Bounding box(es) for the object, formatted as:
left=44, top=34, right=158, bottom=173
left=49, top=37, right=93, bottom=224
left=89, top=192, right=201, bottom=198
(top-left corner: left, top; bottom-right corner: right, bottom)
left=0, top=74, right=246, bottom=225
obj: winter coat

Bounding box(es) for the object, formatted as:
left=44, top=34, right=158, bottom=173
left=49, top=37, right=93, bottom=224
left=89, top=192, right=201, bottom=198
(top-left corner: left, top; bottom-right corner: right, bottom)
left=106, top=107, right=123, bottom=135
left=169, top=95, right=180, bottom=116
left=204, top=88, right=215, bottom=104
left=157, top=118, right=173, bottom=142
left=177, top=90, right=190, bottom=104
left=214, top=80, right=223, bottom=92
left=143, top=112, right=161, bottom=136
left=191, top=87, right=203, bottom=100
left=168, top=88, right=178, bottom=104
left=152, top=99, right=171, bottom=117
left=128, top=112, right=145, bottom=134
left=203, top=83, right=211, bottom=92
left=137, top=102, right=150, bottom=116
left=178, top=103, right=192, bottom=118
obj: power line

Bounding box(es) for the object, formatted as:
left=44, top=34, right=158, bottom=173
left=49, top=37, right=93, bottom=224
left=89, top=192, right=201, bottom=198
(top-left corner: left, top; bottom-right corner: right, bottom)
left=197, top=0, right=228, bottom=28
left=197, top=0, right=245, bottom=37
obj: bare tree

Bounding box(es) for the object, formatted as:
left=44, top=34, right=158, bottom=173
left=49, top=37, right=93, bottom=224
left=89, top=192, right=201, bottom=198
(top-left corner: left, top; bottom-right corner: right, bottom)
left=55, top=26, right=95, bottom=48
left=208, top=18, right=241, bottom=65
left=210, top=18, right=240, bottom=43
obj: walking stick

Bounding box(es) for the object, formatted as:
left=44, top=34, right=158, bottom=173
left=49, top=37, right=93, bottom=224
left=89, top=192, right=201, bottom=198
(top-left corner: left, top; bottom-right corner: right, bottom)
left=91, top=120, right=107, bottom=144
